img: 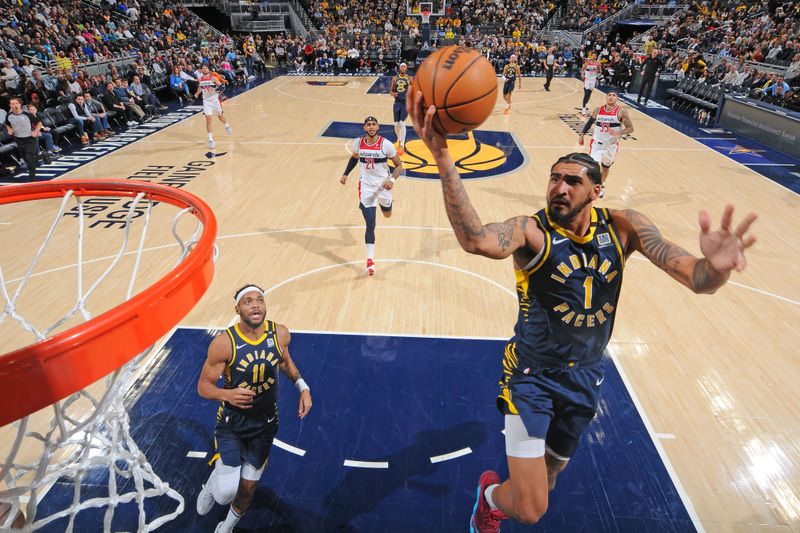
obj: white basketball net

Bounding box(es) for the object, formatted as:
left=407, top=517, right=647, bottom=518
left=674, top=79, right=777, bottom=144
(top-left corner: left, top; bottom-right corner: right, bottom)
left=0, top=189, right=212, bottom=532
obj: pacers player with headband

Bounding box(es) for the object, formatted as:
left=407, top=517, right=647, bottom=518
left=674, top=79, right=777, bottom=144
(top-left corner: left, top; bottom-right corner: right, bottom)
left=340, top=116, right=404, bottom=275
left=196, top=284, right=312, bottom=533
left=390, top=62, right=412, bottom=155
left=578, top=90, right=634, bottom=194
left=195, top=64, right=232, bottom=149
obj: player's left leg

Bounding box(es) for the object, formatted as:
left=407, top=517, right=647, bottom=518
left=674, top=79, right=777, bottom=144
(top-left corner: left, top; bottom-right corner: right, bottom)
left=360, top=201, right=378, bottom=275
left=581, top=88, right=592, bottom=114
left=396, top=103, right=408, bottom=154
left=217, top=107, right=232, bottom=136
left=215, top=421, right=274, bottom=533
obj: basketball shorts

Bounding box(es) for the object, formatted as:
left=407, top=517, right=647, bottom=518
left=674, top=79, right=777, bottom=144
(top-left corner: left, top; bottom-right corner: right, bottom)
left=589, top=139, right=619, bottom=167
left=503, top=79, right=515, bottom=95
left=359, top=181, right=393, bottom=210
left=393, top=100, right=408, bottom=122
left=584, top=79, right=597, bottom=91
left=203, top=99, right=223, bottom=116
left=497, top=352, right=604, bottom=459
left=214, top=405, right=277, bottom=472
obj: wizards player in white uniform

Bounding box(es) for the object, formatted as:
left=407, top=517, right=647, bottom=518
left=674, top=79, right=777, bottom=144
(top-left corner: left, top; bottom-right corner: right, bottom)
left=390, top=63, right=412, bottom=155
left=196, top=285, right=312, bottom=533
left=578, top=90, right=634, bottom=190
left=194, top=64, right=232, bottom=149
left=340, top=116, right=404, bottom=275
left=407, top=83, right=759, bottom=533
left=580, top=53, right=601, bottom=114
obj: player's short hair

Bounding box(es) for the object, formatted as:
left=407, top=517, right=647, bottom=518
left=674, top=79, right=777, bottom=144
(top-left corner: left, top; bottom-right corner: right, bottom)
left=551, top=153, right=602, bottom=185
left=363, top=115, right=378, bottom=125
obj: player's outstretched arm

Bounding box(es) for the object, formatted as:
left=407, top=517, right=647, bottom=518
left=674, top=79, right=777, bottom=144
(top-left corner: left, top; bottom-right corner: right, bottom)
left=614, top=205, right=757, bottom=294
left=276, top=324, right=312, bottom=419
left=197, top=334, right=255, bottom=408
left=407, top=90, right=534, bottom=259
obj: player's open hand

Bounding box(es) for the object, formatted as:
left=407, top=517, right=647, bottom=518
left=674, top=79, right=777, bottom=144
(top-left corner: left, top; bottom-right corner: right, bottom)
left=407, top=89, right=447, bottom=154
left=698, top=204, right=757, bottom=273
left=298, top=389, right=312, bottom=419
left=339, top=175, right=347, bottom=185
left=225, top=386, right=256, bottom=409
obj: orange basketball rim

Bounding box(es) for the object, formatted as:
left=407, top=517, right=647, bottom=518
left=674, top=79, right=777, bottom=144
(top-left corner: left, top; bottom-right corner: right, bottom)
left=0, top=179, right=217, bottom=427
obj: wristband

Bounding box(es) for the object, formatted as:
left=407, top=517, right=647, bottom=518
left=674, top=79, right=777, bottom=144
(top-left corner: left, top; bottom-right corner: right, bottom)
left=295, top=378, right=309, bottom=392
left=390, top=177, right=396, bottom=184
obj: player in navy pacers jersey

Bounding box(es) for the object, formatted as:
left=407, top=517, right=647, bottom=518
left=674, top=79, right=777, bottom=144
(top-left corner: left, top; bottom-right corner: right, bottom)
left=390, top=62, right=412, bottom=155
left=501, top=55, right=521, bottom=115
left=196, top=285, right=312, bottom=533
left=408, top=92, right=757, bottom=532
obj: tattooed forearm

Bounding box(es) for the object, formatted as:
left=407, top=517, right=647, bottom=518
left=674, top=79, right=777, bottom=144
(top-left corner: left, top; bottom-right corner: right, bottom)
left=440, top=165, right=486, bottom=242
left=439, top=165, right=525, bottom=256
left=625, top=210, right=691, bottom=271
left=691, top=258, right=728, bottom=294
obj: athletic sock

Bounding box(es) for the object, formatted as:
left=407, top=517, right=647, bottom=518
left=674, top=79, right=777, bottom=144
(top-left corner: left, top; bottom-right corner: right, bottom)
left=219, top=506, right=243, bottom=532
left=485, top=484, right=500, bottom=511
left=366, top=243, right=374, bottom=260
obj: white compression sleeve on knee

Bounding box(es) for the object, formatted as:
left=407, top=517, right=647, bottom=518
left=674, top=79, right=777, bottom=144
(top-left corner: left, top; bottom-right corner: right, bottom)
left=504, top=415, right=545, bottom=458
left=210, top=461, right=241, bottom=505
left=399, top=122, right=407, bottom=145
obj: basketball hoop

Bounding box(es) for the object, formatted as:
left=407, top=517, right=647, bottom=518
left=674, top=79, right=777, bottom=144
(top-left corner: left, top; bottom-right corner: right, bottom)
left=421, top=8, right=431, bottom=25
left=0, top=179, right=217, bottom=530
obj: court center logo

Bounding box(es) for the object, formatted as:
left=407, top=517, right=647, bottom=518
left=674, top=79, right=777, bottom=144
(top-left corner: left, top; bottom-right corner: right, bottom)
left=321, top=121, right=527, bottom=179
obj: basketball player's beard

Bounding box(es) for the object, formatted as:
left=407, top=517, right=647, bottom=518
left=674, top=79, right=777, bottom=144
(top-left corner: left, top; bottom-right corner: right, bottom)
left=242, top=316, right=264, bottom=329
left=548, top=193, right=593, bottom=227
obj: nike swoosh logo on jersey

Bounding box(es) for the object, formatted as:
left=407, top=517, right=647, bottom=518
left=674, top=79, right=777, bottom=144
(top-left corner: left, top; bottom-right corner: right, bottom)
left=552, top=237, right=569, bottom=244
left=236, top=344, right=248, bottom=350
left=596, top=377, right=604, bottom=386
left=267, top=417, right=276, bottom=424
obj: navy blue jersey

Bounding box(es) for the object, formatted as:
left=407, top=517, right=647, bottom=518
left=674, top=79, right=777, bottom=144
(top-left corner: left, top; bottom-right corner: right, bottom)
left=509, top=207, right=625, bottom=368
left=218, top=321, right=283, bottom=419
left=392, top=74, right=410, bottom=102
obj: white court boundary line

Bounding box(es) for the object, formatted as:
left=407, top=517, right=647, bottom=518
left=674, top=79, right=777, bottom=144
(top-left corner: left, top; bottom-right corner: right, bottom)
left=430, top=447, right=472, bottom=464
left=343, top=460, right=389, bottom=469
left=609, top=347, right=705, bottom=533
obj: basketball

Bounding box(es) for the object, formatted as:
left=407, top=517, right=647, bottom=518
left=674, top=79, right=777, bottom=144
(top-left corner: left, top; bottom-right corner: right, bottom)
left=411, top=45, right=498, bottom=135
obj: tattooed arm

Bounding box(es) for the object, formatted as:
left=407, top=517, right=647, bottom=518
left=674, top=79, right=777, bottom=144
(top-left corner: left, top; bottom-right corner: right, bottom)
left=614, top=206, right=757, bottom=294
left=439, top=164, right=537, bottom=259
left=407, top=89, right=541, bottom=260
left=618, top=108, right=634, bottom=136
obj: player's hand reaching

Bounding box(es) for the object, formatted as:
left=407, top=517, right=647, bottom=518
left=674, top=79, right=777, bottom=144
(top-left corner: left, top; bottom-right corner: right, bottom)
left=224, top=386, right=256, bottom=409
left=408, top=89, right=447, bottom=154
left=298, top=389, right=312, bottom=419
left=698, top=204, right=757, bottom=273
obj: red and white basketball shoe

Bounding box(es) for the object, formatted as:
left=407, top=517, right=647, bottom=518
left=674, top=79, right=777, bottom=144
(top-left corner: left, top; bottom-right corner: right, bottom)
left=366, top=258, right=376, bottom=276
left=469, top=470, right=507, bottom=533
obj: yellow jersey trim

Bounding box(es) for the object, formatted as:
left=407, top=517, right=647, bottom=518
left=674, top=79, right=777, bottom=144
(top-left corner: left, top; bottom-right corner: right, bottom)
left=603, top=208, right=626, bottom=268
left=498, top=388, right=519, bottom=415
left=234, top=323, right=268, bottom=346
left=545, top=207, right=598, bottom=244
left=528, top=214, right=550, bottom=273
left=224, top=329, right=236, bottom=368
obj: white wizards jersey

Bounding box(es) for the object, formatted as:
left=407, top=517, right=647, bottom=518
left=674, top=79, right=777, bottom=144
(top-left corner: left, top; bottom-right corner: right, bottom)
left=592, top=104, right=621, bottom=144
left=198, top=74, right=220, bottom=103
left=354, top=135, right=396, bottom=187
left=584, top=61, right=600, bottom=89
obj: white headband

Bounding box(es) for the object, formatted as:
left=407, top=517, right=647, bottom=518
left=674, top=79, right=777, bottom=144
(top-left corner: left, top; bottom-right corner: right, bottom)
left=235, top=286, right=264, bottom=304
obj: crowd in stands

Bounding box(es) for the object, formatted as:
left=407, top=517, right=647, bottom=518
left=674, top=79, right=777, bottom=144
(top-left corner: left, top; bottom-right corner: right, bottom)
left=3, top=0, right=799, bottom=179
left=0, top=0, right=271, bottom=178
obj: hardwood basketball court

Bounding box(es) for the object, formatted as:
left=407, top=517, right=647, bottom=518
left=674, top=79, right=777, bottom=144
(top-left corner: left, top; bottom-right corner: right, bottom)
left=1, top=74, right=798, bottom=532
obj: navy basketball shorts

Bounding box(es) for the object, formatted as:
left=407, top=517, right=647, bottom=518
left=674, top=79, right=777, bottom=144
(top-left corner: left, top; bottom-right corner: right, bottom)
left=214, top=406, right=277, bottom=470
left=393, top=100, right=408, bottom=122
left=497, top=358, right=604, bottom=459
left=503, top=80, right=515, bottom=95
